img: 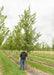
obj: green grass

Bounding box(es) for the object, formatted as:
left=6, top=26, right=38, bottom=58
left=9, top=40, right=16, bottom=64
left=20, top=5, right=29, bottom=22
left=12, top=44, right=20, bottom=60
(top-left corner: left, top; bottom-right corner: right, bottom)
left=11, top=54, right=54, bottom=75
left=8, top=51, right=54, bottom=66
left=5, top=50, right=20, bottom=55
left=0, top=51, right=27, bottom=75
left=4, top=50, right=19, bottom=59
left=12, top=54, right=19, bottom=59
left=29, top=56, right=54, bottom=65
left=11, top=54, right=54, bottom=74
left=11, top=54, right=54, bottom=66
left=3, top=50, right=54, bottom=75
left=9, top=52, right=54, bottom=75
left=28, top=60, right=54, bottom=75
left=29, top=52, right=54, bottom=60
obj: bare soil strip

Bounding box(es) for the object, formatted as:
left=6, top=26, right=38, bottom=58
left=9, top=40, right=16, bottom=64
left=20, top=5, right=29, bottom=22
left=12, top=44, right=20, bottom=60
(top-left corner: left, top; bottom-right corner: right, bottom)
left=3, top=52, right=48, bottom=75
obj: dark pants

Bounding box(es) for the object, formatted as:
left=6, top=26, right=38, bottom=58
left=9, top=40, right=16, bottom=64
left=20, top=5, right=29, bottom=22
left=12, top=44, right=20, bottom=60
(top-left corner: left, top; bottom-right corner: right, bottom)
left=20, top=60, right=25, bottom=70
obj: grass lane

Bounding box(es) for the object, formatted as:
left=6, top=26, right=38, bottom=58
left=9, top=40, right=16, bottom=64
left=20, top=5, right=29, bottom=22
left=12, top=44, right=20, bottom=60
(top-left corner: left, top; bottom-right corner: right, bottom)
left=28, top=60, right=54, bottom=75
left=29, top=56, right=54, bottom=66
left=8, top=53, right=54, bottom=75
left=4, top=50, right=54, bottom=67
left=0, top=51, right=27, bottom=75
left=3, top=50, right=54, bottom=74
left=29, top=52, right=54, bottom=60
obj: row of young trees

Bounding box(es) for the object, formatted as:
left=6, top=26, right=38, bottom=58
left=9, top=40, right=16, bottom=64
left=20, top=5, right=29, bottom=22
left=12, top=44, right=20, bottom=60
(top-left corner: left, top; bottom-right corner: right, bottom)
left=0, top=6, right=54, bottom=52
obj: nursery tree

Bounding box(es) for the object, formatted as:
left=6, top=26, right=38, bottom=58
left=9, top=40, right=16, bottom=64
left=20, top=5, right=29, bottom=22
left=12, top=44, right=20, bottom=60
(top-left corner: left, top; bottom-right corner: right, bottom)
left=19, top=6, right=41, bottom=52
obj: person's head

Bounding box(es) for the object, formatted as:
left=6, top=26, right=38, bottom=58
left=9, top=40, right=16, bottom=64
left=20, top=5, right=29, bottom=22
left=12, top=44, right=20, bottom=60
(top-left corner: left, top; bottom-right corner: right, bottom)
left=22, top=50, right=25, bottom=52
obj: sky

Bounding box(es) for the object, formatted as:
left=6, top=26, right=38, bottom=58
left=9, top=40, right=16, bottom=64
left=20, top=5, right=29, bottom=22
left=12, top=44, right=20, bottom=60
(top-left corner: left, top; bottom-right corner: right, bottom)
left=0, top=0, right=54, bottom=46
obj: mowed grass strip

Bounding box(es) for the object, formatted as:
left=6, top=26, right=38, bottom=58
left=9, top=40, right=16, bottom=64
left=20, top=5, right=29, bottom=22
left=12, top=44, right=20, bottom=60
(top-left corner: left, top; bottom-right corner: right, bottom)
left=5, top=50, right=54, bottom=60
left=11, top=54, right=54, bottom=66
left=9, top=53, right=54, bottom=75
left=28, top=60, right=54, bottom=75
left=4, top=50, right=20, bottom=55
left=3, top=50, right=19, bottom=60
left=29, top=52, right=54, bottom=57
left=0, top=58, right=2, bottom=75
left=4, top=50, right=54, bottom=67
left=9, top=51, right=54, bottom=66
left=29, top=52, right=54, bottom=60
left=29, top=56, right=54, bottom=65
left=0, top=51, right=27, bottom=75
left=12, top=54, right=19, bottom=59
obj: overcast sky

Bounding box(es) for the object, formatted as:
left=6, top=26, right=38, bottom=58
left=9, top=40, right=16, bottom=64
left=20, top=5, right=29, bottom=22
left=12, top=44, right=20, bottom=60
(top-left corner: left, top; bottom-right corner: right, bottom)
left=0, top=0, right=54, bottom=46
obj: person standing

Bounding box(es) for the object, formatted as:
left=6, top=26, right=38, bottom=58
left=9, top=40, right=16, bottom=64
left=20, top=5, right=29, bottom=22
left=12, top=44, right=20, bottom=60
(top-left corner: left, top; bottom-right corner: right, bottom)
left=19, top=50, right=27, bottom=70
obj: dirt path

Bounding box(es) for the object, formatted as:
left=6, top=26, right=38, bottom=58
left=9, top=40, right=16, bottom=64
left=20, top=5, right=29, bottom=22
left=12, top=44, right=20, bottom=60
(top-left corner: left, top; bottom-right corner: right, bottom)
left=3, top=52, right=49, bottom=75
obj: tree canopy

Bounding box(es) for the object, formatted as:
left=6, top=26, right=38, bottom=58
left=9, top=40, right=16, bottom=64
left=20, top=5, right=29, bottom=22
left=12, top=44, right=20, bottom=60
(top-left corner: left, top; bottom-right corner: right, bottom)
left=0, top=6, right=9, bottom=48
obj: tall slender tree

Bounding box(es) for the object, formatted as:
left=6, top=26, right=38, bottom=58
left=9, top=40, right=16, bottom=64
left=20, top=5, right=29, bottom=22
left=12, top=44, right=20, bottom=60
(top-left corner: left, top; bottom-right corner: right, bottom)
left=19, top=6, right=41, bottom=52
